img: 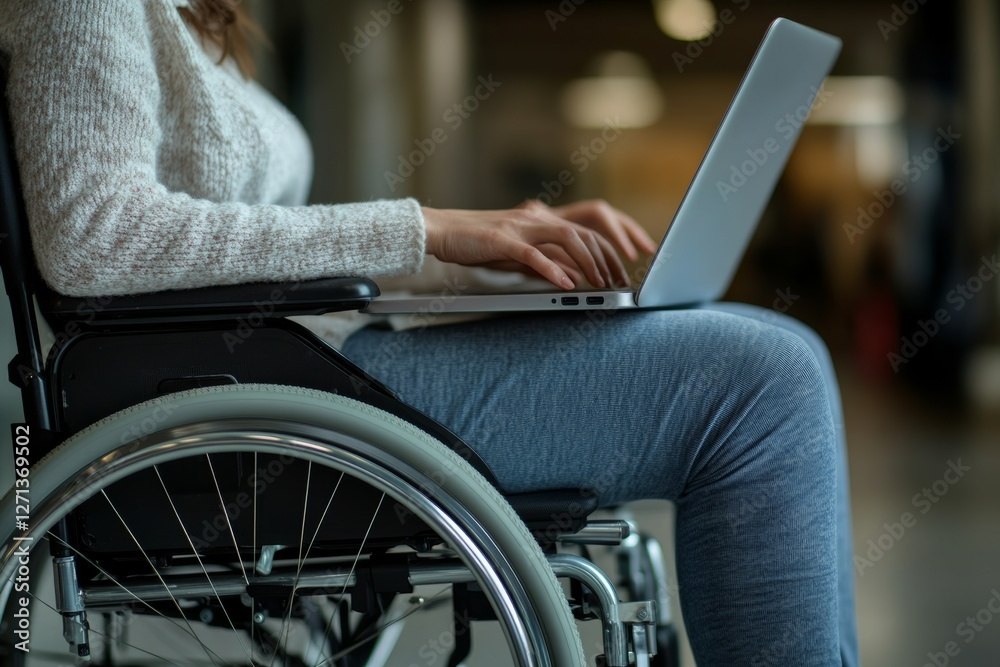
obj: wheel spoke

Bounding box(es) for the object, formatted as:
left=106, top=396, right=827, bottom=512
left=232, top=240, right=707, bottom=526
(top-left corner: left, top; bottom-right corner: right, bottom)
left=21, top=559, right=187, bottom=665
left=205, top=453, right=257, bottom=664
left=100, top=489, right=225, bottom=666
left=206, top=454, right=251, bottom=587
left=317, top=586, right=450, bottom=666
left=293, top=472, right=346, bottom=665
left=45, top=532, right=217, bottom=651
left=299, top=472, right=345, bottom=567
left=315, top=493, right=386, bottom=666
left=269, top=460, right=313, bottom=665
left=153, top=465, right=254, bottom=664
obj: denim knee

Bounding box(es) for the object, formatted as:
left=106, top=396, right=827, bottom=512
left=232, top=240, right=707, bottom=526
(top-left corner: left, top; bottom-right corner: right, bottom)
left=681, top=316, right=837, bottom=498
left=760, top=326, right=837, bottom=472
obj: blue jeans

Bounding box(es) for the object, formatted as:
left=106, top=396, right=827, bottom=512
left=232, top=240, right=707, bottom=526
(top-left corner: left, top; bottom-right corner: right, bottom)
left=341, top=303, right=860, bottom=666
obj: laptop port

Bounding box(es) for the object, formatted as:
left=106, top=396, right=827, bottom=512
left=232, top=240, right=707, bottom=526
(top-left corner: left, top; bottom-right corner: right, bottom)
left=586, top=296, right=605, bottom=305
left=561, top=296, right=580, bottom=306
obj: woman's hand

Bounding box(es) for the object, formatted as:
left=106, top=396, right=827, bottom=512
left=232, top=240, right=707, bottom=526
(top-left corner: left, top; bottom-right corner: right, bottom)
left=421, top=200, right=656, bottom=290
left=545, top=199, right=657, bottom=262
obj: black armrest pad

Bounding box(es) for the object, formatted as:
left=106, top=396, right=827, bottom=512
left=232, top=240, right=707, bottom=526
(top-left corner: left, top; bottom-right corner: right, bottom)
left=37, top=277, right=380, bottom=324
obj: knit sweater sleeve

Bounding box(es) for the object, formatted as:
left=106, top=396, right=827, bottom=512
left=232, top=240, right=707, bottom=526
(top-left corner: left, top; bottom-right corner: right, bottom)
left=2, top=1, right=425, bottom=297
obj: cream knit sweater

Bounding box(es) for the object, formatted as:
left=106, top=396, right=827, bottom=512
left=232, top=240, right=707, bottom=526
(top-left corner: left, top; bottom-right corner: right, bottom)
left=0, top=0, right=426, bottom=347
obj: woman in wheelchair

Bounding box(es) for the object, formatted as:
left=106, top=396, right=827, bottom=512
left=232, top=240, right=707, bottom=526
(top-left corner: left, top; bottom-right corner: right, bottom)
left=0, top=1, right=859, bottom=665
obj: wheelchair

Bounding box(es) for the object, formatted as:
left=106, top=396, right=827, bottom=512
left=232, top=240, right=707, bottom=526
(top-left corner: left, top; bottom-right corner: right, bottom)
left=0, top=62, right=680, bottom=666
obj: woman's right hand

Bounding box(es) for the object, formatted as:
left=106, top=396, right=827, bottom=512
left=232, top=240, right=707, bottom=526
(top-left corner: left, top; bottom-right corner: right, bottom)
left=421, top=203, right=640, bottom=290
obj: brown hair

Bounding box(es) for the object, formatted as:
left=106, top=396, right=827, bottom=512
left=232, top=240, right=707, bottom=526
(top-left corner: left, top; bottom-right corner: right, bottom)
left=179, top=0, right=262, bottom=78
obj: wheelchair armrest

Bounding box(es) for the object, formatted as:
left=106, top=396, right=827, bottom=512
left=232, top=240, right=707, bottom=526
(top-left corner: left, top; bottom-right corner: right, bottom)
left=36, top=277, right=380, bottom=325
left=506, top=489, right=600, bottom=538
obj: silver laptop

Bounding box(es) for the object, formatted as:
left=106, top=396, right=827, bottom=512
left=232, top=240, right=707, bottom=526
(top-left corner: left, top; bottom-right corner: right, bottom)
left=363, top=18, right=841, bottom=315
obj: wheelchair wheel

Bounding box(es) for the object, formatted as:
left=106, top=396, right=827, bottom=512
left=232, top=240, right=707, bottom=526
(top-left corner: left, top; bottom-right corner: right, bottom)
left=0, top=384, right=584, bottom=665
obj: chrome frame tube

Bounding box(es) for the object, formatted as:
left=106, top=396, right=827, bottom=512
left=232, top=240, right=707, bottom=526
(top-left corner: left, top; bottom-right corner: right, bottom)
left=82, top=560, right=481, bottom=606
left=548, top=553, right=629, bottom=667
left=557, top=520, right=630, bottom=546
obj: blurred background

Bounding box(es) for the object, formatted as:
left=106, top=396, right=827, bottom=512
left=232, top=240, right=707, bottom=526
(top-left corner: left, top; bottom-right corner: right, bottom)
left=2, top=0, right=999, bottom=664
left=252, top=0, right=1000, bottom=401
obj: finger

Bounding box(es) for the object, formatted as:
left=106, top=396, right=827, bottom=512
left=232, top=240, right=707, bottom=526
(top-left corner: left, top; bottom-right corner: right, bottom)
left=571, top=227, right=613, bottom=288
left=619, top=212, right=658, bottom=255
left=482, top=254, right=586, bottom=287
left=555, top=200, right=639, bottom=261
left=561, top=228, right=607, bottom=288
left=526, top=214, right=606, bottom=288
left=592, top=214, right=638, bottom=261
left=507, top=241, right=576, bottom=289
left=518, top=199, right=549, bottom=213
left=537, top=244, right=586, bottom=286
left=558, top=264, right=585, bottom=286
left=488, top=259, right=585, bottom=287
left=557, top=220, right=627, bottom=288
left=586, top=228, right=630, bottom=287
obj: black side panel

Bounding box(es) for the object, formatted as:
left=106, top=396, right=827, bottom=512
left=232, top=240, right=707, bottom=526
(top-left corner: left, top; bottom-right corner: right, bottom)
left=51, top=320, right=501, bottom=487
